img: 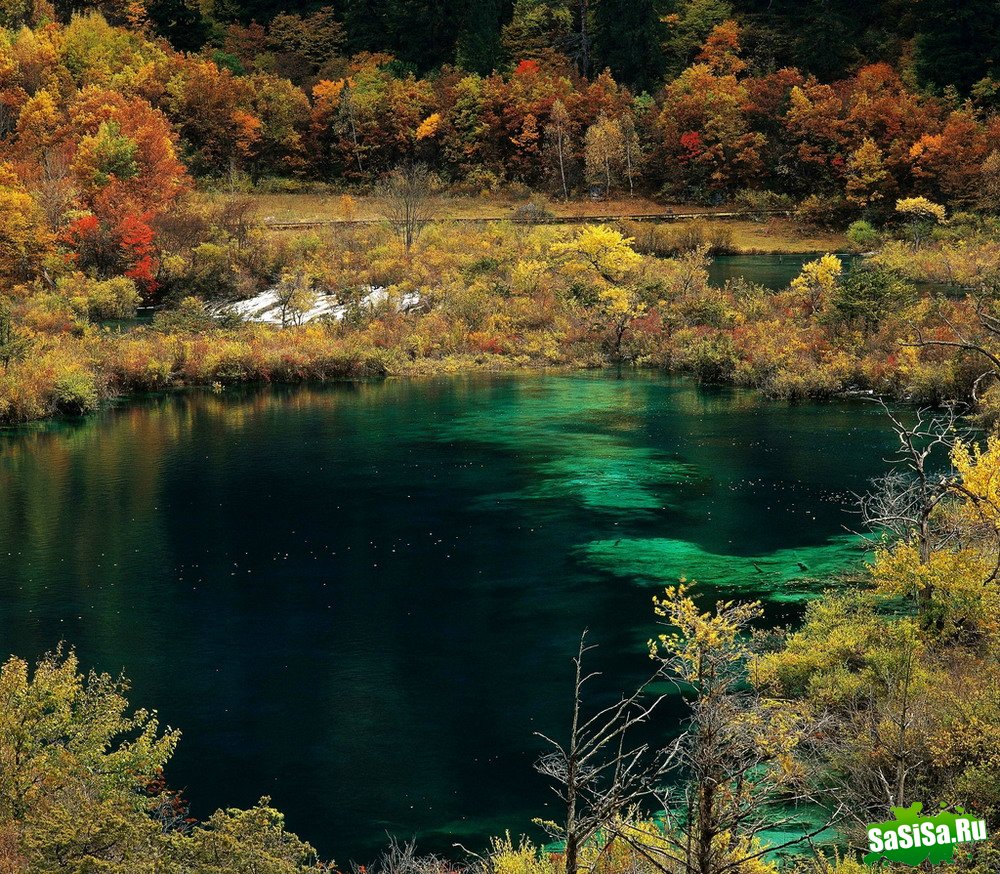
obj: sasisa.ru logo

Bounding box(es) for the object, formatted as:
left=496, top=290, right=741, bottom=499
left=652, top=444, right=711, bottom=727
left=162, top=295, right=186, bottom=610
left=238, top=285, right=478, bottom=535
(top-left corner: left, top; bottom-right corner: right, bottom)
left=865, top=802, right=988, bottom=866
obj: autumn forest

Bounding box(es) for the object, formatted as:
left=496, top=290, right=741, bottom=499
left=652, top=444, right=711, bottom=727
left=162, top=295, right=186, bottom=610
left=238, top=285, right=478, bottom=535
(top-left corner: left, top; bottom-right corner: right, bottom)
left=2, top=0, right=1000, bottom=871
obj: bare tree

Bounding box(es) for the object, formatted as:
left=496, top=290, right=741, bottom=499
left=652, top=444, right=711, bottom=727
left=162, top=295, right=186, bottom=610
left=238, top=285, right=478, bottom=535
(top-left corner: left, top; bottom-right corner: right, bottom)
left=35, top=146, right=76, bottom=229
left=359, top=837, right=454, bottom=874
left=377, top=164, right=439, bottom=254
left=534, top=631, right=670, bottom=874
left=867, top=633, right=925, bottom=811
left=902, top=297, right=1000, bottom=406
left=545, top=99, right=572, bottom=202
left=857, top=401, right=1000, bottom=605
left=858, top=403, right=963, bottom=564
left=274, top=268, right=319, bottom=327
left=339, top=81, right=364, bottom=176
left=611, top=591, right=838, bottom=874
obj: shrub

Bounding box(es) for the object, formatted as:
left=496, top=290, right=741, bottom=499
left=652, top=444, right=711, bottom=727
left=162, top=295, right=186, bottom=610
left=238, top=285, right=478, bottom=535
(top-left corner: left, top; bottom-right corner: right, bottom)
left=621, top=220, right=733, bottom=256
left=846, top=220, right=880, bottom=252
left=486, top=833, right=556, bottom=874
left=62, top=276, right=141, bottom=321
left=0, top=300, right=30, bottom=364
left=511, top=199, right=555, bottom=223
left=154, top=296, right=231, bottom=333
left=52, top=367, right=99, bottom=415
left=677, top=331, right=738, bottom=382
left=795, top=194, right=850, bottom=227
left=830, top=264, right=916, bottom=328
left=733, top=189, right=793, bottom=221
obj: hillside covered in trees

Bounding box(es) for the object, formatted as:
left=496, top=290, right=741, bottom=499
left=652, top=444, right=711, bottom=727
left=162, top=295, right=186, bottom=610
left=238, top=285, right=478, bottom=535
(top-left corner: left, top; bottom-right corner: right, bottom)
left=34, top=0, right=1000, bottom=98
left=2, top=0, right=1000, bottom=872
left=1, top=0, right=998, bottom=203
left=0, top=0, right=998, bottom=421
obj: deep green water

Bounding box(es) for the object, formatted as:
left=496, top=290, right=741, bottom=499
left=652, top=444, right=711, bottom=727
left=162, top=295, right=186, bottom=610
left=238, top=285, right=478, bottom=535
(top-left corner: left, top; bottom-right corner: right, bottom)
left=707, top=253, right=829, bottom=289
left=0, top=374, right=902, bottom=860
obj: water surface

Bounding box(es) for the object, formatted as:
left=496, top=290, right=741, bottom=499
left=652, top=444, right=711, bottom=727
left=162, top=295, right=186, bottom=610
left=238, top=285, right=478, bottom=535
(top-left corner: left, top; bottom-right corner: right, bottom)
left=707, top=253, right=827, bottom=289
left=0, top=374, right=899, bottom=859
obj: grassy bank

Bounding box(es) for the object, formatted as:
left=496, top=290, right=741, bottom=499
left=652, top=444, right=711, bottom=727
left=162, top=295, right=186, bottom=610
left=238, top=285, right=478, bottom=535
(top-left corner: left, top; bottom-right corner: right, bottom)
left=4, top=214, right=996, bottom=428
left=220, top=192, right=846, bottom=254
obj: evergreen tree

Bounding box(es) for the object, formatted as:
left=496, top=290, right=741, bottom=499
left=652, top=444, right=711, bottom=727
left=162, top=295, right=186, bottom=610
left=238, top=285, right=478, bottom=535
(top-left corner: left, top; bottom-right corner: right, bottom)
left=455, top=0, right=504, bottom=74
left=593, top=0, right=665, bottom=92
left=392, top=0, right=464, bottom=71
left=343, top=0, right=393, bottom=56
left=502, top=0, right=574, bottom=66
left=913, top=0, right=1000, bottom=95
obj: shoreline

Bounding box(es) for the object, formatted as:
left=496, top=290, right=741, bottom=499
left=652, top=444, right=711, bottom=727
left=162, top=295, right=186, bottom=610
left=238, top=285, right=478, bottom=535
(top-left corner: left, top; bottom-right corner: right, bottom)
left=0, top=360, right=895, bottom=433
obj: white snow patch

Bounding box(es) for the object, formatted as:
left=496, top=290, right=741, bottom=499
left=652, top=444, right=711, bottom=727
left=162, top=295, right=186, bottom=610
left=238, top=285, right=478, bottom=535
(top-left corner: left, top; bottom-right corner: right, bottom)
left=223, top=286, right=421, bottom=326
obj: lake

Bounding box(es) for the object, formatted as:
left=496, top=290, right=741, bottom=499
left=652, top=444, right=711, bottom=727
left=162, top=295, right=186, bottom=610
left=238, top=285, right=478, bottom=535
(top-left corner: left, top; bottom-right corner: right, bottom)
left=707, top=253, right=839, bottom=289
left=0, top=374, right=902, bottom=860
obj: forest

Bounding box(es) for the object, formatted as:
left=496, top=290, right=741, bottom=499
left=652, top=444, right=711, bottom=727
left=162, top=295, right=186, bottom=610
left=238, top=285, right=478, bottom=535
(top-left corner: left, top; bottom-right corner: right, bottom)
left=1, top=0, right=1000, bottom=871
left=0, top=0, right=998, bottom=422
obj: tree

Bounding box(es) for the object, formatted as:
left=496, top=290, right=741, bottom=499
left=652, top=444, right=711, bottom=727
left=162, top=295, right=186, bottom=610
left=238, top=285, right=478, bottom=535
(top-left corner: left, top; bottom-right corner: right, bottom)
left=0, top=165, right=52, bottom=283
left=789, top=253, right=842, bottom=315
left=544, top=98, right=572, bottom=200
left=656, top=58, right=762, bottom=198
left=978, top=151, right=1000, bottom=214
left=845, top=138, right=890, bottom=210
left=661, top=0, right=733, bottom=79
left=343, top=0, right=391, bottom=56
left=338, top=79, right=364, bottom=176
left=390, top=0, right=464, bottom=72
left=553, top=224, right=642, bottom=283
left=620, top=112, right=640, bottom=196
left=584, top=114, right=624, bottom=197
left=592, top=0, right=664, bottom=92
left=912, top=0, right=1000, bottom=95
left=859, top=404, right=963, bottom=580
left=552, top=225, right=647, bottom=358
left=0, top=647, right=178, bottom=869
left=502, top=0, right=574, bottom=67
left=830, top=264, right=915, bottom=329
left=147, top=0, right=207, bottom=52
left=753, top=592, right=934, bottom=837
left=0, top=0, right=32, bottom=27
left=534, top=632, right=668, bottom=874
left=0, top=300, right=30, bottom=365
left=274, top=267, right=319, bottom=327
left=377, top=163, right=439, bottom=254
left=0, top=648, right=329, bottom=872
left=178, top=799, right=324, bottom=872
left=570, top=0, right=594, bottom=78
left=267, top=8, right=346, bottom=85
left=894, top=197, right=946, bottom=248
left=867, top=429, right=1000, bottom=639
left=613, top=585, right=830, bottom=874
left=455, top=0, right=503, bottom=74
left=72, top=120, right=139, bottom=192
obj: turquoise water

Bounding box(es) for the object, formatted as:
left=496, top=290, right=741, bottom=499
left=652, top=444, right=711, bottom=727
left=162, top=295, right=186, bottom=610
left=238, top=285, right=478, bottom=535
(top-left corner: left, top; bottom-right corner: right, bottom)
left=707, top=253, right=829, bottom=289
left=706, top=253, right=868, bottom=289
left=0, top=374, right=900, bottom=859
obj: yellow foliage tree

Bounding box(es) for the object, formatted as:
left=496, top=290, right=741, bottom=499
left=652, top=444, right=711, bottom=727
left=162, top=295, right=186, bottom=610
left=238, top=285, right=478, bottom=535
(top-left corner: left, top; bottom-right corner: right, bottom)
left=895, top=197, right=946, bottom=247
left=789, top=253, right=842, bottom=315
left=552, top=225, right=642, bottom=283
left=0, top=163, right=52, bottom=282
left=553, top=225, right=646, bottom=358
left=845, top=138, right=890, bottom=208
left=869, top=433, right=1000, bottom=640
